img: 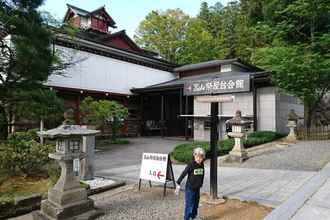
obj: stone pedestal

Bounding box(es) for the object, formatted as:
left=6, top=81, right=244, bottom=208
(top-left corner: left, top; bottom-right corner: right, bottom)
left=33, top=153, right=102, bottom=220
left=228, top=130, right=248, bottom=163
left=226, top=110, right=251, bottom=163
left=80, top=136, right=95, bottom=180
left=286, top=120, right=297, bottom=142
left=33, top=124, right=102, bottom=220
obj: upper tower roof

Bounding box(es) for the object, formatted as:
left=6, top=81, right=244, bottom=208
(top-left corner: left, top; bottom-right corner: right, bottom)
left=63, top=4, right=117, bottom=33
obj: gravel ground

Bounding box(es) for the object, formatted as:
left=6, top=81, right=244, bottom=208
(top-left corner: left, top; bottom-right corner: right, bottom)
left=220, top=140, right=330, bottom=171
left=94, top=185, right=185, bottom=220
left=93, top=184, right=271, bottom=220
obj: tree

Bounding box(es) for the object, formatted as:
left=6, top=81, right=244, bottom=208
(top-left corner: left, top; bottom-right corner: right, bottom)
left=14, top=89, right=64, bottom=143
left=0, top=0, right=74, bottom=139
left=80, top=97, right=129, bottom=141
left=252, top=0, right=330, bottom=127
left=134, top=9, right=190, bottom=63
left=178, top=18, right=216, bottom=64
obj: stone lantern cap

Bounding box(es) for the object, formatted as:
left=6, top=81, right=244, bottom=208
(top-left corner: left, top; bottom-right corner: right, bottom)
left=227, top=110, right=252, bottom=126
left=37, top=124, right=100, bottom=139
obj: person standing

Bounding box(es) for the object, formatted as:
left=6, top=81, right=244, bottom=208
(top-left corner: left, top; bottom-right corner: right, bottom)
left=175, top=147, right=205, bottom=220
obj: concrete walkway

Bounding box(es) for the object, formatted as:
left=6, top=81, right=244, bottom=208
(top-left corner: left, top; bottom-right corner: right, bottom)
left=96, top=164, right=316, bottom=208
left=265, top=162, right=330, bottom=220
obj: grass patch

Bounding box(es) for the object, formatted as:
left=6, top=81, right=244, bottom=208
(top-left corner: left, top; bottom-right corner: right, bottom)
left=171, top=131, right=285, bottom=163
left=0, top=174, right=52, bottom=202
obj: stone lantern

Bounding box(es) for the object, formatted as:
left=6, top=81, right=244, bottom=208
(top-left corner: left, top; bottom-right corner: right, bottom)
left=227, top=110, right=252, bottom=162
left=286, top=109, right=298, bottom=142
left=33, top=124, right=102, bottom=220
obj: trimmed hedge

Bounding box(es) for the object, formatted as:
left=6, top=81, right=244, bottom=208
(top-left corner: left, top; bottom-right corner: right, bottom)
left=171, top=131, right=284, bottom=163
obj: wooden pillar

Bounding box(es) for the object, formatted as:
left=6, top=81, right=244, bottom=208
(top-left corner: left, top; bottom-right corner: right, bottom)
left=122, top=97, right=129, bottom=135
left=184, top=95, right=189, bottom=140
left=179, top=89, right=183, bottom=115
left=253, top=81, right=258, bottom=131
left=161, top=95, right=165, bottom=138
left=140, top=95, right=144, bottom=136
left=75, top=95, right=81, bottom=125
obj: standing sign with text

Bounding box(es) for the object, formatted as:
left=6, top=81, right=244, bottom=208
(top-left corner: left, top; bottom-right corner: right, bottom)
left=184, top=75, right=250, bottom=96
left=139, top=153, right=169, bottom=183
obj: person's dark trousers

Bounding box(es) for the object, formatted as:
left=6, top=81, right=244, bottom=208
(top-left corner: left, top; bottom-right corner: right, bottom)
left=184, top=185, right=200, bottom=220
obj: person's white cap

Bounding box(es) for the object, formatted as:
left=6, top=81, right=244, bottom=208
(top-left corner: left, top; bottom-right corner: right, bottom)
left=193, top=147, right=205, bottom=157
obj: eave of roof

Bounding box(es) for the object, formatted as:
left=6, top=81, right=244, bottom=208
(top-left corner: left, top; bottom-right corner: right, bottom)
left=174, top=58, right=263, bottom=73
left=103, top=30, right=141, bottom=51
left=131, top=71, right=271, bottom=93
left=52, top=29, right=178, bottom=71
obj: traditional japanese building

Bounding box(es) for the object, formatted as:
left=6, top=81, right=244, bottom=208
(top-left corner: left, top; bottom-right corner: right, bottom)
left=7, top=4, right=306, bottom=139
left=132, top=59, right=304, bottom=140
left=46, top=4, right=178, bottom=136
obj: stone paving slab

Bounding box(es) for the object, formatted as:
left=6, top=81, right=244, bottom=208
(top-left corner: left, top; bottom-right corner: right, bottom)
left=97, top=164, right=316, bottom=208
left=265, top=163, right=330, bottom=220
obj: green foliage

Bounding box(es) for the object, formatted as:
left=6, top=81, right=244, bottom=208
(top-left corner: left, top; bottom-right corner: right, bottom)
left=14, top=89, right=64, bottom=123
left=47, top=162, right=61, bottom=184
left=178, top=18, right=217, bottom=64
left=80, top=97, right=129, bottom=141
left=171, top=131, right=284, bottom=163
left=171, top=141, right=209, bottom=164
left=0, top=131, right=54, bottom=175
left=135, top=9, right=190, bottom=63
left=110, top=139, right=130, bottom=145
left=0, top=1, right=72, bottom=139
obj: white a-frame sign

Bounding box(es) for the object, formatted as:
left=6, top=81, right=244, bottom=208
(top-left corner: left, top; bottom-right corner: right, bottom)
left=138, top=153, right=176, bottom=196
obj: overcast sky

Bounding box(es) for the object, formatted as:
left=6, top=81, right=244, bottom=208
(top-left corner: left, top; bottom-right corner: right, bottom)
left=40, top=0, right=232, bottom=38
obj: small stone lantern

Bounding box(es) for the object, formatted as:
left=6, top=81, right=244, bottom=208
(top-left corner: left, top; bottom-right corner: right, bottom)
left=286, top=109, right=298, bottom=142
left=227, top=110, right=252, bottom=162
left=33, top=124, right=102, bottom=220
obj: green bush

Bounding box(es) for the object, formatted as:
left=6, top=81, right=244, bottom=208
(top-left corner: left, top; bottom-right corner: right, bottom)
left=171, top=131, right=284, bottom=163
left=110, top=139, right=130, bottom=145
left=244, top=131, right=285, bottom=148
left=171, top=141, right=210, bottom=163
left=7, top=130, right=39, bottom=144
left=0, top=131, right=54, bottom=175
left=47, top=162, right=61, bottom=184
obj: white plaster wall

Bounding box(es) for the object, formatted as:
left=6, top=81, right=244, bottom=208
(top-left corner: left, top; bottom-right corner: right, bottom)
left=221, top=92, right=253, bottom=116
left=46, top=45, right=176, bottom=94
left=257, top=87, right=276, bottom=131
left=276, top=91, right=304, bottom=134
left=193, top=93, right=254, bottom=141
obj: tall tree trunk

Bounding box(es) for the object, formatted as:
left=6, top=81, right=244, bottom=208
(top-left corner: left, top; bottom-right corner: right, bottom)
left=304, top=103, right=313, bottom=129
left=40, top=119, right=44, bottom=144
left=0, top=105, right=8, bottom=139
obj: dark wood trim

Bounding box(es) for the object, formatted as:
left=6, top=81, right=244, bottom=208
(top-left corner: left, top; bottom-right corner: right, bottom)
left=252, top=78, right=258, bottom=131
left=76, top=95, right=81, bottom=125
left=54, top=37, right=176, bottom=72
left=50, top=85, right=128, bottom=97
left=184, top=95, right=188, bottom=140
left=161, top=95, right=165, bottom=138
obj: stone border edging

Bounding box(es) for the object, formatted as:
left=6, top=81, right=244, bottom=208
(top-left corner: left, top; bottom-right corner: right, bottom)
left=264, top=163, right=330, bottom=220
left=87, top=180, right=126, bottom=196
left=0, top=194, right=42, bottom=219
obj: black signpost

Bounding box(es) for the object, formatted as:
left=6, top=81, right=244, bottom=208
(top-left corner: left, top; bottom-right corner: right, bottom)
left=210, top=102, right=219, bottom=199
left=184, top=74, right=250, bottom=200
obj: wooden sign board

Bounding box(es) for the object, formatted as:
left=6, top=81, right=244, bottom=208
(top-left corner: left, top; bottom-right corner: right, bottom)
left=184, top=75, right=250, bottom=96
left=196, top=95, right=234, bottom=103
left=139, top=153, right=176, bottom=196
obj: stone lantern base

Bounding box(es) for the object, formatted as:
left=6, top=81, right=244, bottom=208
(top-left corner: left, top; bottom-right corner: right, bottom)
left=32, top=187, right=103, bottom=220
left=228, top=149, right=248, bottom=163
left=227, top=132, right=248, bottom=163
left=33, top=199, right=102, bottom=220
